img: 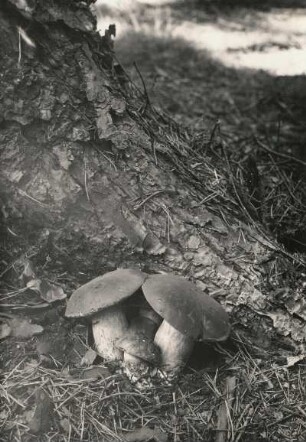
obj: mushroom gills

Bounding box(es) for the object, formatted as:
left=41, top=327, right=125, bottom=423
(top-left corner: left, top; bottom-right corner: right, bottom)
left=92, top=305, right=128, bottom=361
left=154, top=320, right=194, bottom=372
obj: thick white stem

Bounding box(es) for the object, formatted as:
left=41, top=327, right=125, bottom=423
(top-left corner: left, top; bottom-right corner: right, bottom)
left=154, top=320, right=194, bottom=372
left=92, top=306, right=128, bottom=361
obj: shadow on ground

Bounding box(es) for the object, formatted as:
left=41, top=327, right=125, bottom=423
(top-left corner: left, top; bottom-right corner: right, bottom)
left=115, top=30, right=306, bottom=161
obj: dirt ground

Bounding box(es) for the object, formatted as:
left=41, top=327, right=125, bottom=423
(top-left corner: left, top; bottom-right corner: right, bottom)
left=1, top=1, right=306, bottom=441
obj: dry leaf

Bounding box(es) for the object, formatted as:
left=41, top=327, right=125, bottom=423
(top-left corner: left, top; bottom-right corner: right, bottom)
left=82, top=366, right=112, bottom=380
left=286, top=354, right=306, bottom=367
left=142, top=233, right=167, bottom=255
left=187, top=235, right=201, bottom=249
left=20, top=258, right=36, bottom=285
left=9, top=317, right=43, bottom=338
left=39, top=280, right=66, bottom=303
left=59, top=418, right=71, bottom=433
left=119, top=427, right=168, bottom=442
left=28, top=389, right=54, bottom=434
left=27, top=279, right=66, bottom=303
left=81, top=348, right=98, bottom=366
left=18, top=27, right=36, bottom=47
left=154, top=67, right=169, bottom=78
left=0, top=320, right=11, bottom=339
left=0, top=409, right=9, bottom=420
left=27, top=278, right=42, bottom=291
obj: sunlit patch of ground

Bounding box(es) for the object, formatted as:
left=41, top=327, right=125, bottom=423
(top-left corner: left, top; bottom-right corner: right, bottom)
left=171, top=14, right=306, bottom=76
left=95, top=0, right=306, bottom=76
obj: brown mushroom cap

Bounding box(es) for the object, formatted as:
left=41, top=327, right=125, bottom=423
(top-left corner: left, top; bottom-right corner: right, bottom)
left=65, top=269, right=147, bottom=318
left=142, top=274, right=230, bottom=341
left=116, top=333, right=161, bottom=365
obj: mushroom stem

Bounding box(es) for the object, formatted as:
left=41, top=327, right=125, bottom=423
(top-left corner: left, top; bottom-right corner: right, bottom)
left=92, top=305, right=128, bottom=361
left=154, top=320, right=194, bottom=372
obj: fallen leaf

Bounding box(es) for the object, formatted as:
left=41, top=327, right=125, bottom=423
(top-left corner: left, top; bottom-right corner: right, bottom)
left=286, top=354, right=306, bottom=367
left=9, top=317, right=43, bottom=338
left=24, top=359, right=40, bottom=369
left=0, top=320, right=11, bottom=339
left=0, top=409, right=9, bottom=420
left=39, top=280, right=66, bottom=303
left=20, top=258, right=36, bottom=285
left=187, top=235, right=201, bottom=249
left=26, top=278, right=42, bottom=291
left=27, top=279, right=66, bottom=303
left=59, top=418, right=71, bottom=434
left=111, top=97, right=126, bottom=115
left=81, top=348, right=98, bottom=366
left=154, top=67, right=169, bottom=78
left=119, top=427, right=168, bottom=442
left=82, top=366, right=112, bottom=380
left=28, top=389, right=54, bottom=434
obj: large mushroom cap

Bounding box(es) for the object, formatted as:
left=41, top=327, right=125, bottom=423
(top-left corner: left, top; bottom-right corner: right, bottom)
left=116, top=333, right=161, bottom=365
left=65, top=269, right=147, bottom=318
left=142, top=274, right=230, bottom=341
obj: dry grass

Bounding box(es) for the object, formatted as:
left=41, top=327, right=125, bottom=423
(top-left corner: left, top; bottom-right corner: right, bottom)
left=1, top=334, right=306, bottom=441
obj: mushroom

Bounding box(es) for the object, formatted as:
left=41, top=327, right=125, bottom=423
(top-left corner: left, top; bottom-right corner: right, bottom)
left=138, top=303, right=162, bottom=331
left=65, top=269, right=147, bottom=361
left=142, top=274, right=230, bottom=373
left=116, top=332, right=161, bottom=368
left=130, top=297, right=162, bottom=338
left=119, top=299, right=162, bottom=366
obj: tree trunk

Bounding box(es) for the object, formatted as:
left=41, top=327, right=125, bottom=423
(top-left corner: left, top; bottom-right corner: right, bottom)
left=0, top=0, right=305, bottom=357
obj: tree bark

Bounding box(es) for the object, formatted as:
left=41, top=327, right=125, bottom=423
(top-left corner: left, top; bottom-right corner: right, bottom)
left=0, top=0, right=305, bottom=357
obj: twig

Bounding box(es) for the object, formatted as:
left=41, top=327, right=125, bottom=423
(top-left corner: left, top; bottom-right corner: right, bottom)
left=18, top=189, right=50, bottom=207
left=215, top=376, right=236, bottom=442
left=133, top=190, right=169, bottom=211
left=84, top=156, right=90, bottom=202
left=255, top=137, right=306, bottom=167
left=133, top=61, right=151, bottom=110
left=18, top=27, right=22, bottom=65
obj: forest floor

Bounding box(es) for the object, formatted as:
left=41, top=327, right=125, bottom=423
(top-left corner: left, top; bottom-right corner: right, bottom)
left=1, top=1, right=306, bottom=441
left=96, top=0, right=306, bottom=251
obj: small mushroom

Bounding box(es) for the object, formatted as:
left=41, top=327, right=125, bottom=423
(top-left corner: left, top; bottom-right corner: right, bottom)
left=138, top=303, right=162, bottom=332
left=130, top=297, right=162, bottom=338
left=119, top=298, right=162, bottom=366
left=142, top=274, right=230, bottom=373
left=116, top=332, right=161, bottom=367
left=121, top=315, right=161, bottom=367
left=65, top=269, right=147, bottom=361
left=127, top=316, right=157, bottom=342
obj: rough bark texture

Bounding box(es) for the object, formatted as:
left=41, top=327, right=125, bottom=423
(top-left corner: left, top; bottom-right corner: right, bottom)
left=0, top=0, right=305, bottom=358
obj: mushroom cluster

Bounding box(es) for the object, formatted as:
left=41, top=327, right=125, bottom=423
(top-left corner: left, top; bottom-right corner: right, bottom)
left=65, top=269, right=230, bottom=377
